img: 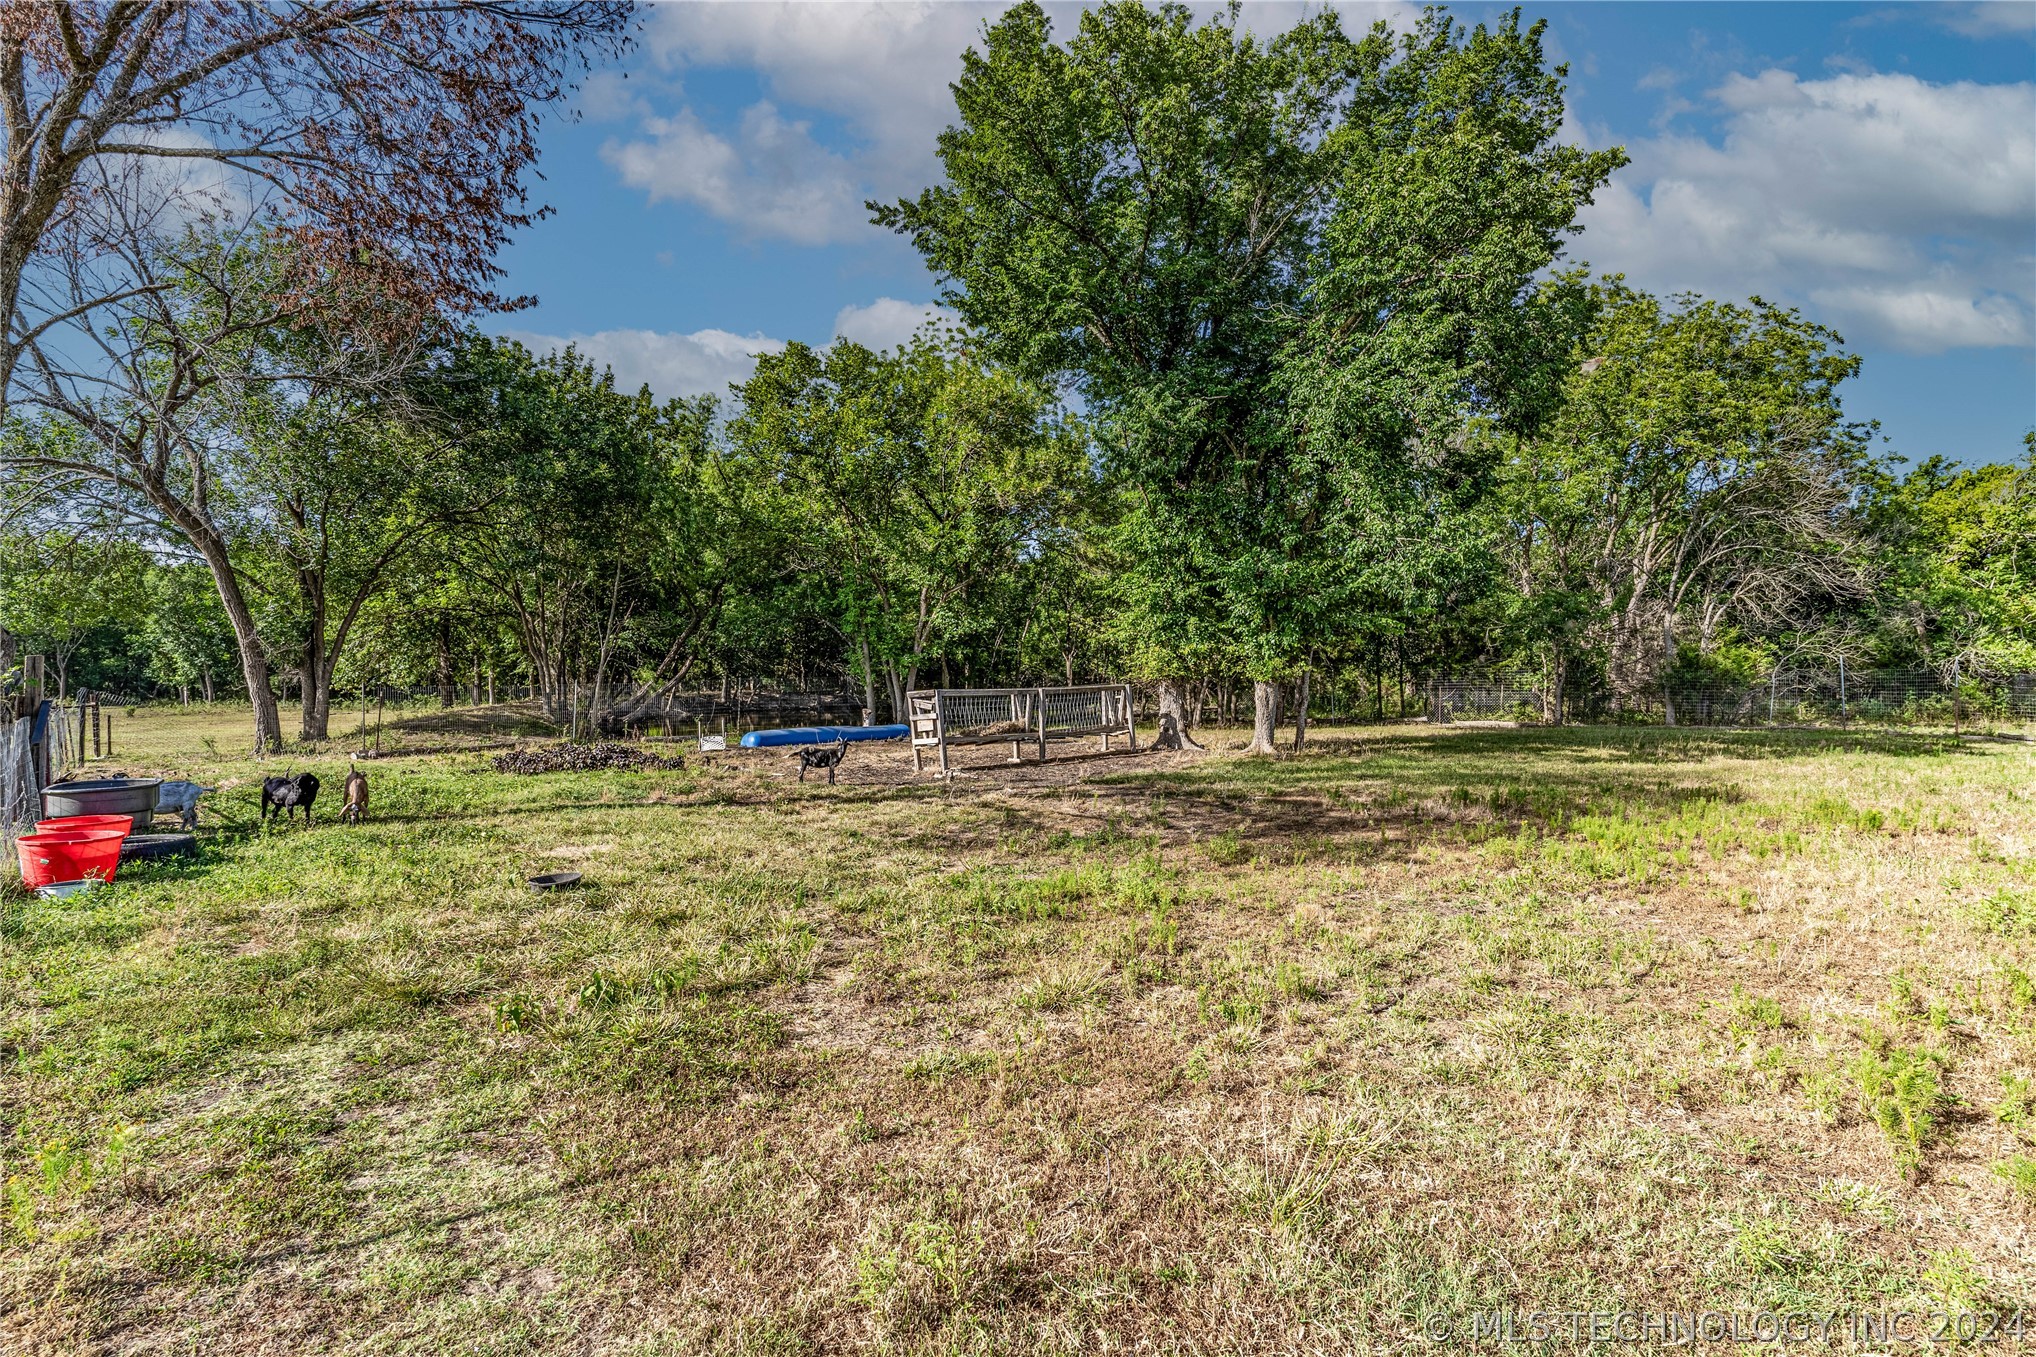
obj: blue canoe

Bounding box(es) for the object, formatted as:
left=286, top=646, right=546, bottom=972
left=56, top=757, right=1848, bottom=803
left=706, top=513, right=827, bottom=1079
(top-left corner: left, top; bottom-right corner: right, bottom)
left=739, top=724, right=908, bottom=749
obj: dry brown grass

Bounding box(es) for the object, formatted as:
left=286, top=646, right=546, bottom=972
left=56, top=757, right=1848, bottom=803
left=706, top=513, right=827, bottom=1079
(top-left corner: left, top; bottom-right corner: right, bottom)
left=1, top=705, right=2032, bottom=1354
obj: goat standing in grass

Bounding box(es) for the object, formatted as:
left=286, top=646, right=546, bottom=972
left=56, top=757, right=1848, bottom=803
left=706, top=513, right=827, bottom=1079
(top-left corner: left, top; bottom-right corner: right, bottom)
left=341, top=765, right=368, bottom=825
left=796, top=738, right=849, bottom=784
left=260, top=772, right=320, bottom=826
left=154, top=780, right=211, bottom=831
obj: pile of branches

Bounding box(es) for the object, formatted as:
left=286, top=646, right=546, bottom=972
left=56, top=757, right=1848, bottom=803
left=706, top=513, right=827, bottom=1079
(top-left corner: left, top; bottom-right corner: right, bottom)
left=492, top=742, right=687, bottom=775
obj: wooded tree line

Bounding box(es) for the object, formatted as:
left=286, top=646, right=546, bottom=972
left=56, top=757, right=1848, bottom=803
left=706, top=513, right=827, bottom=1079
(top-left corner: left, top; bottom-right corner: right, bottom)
left=0, top=2, right=2028, bottom=751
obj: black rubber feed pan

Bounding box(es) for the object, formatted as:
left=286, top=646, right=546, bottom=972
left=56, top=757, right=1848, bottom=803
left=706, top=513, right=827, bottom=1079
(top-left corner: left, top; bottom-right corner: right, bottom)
left=120, top=833, right=199, bottom=864
left=527, top=871, right=583, bottom=892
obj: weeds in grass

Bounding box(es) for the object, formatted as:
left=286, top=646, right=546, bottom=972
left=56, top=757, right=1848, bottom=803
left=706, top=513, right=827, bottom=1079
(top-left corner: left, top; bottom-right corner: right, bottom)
left=1922, top=1248, right=1989, bottom=1308
left=1728, top=985, right=1789, bottom=1037
left=1997, top=1073, right=2036, bottom=1130
left=1814, top=1178, right=1896, bottom=1225
left=1201, top=829, right=1251, bottom=866
left=1851, top=1040, right=1947, bottom=1175
left=1970, top=888, right=2036, bottom=937
left=10, top=706, right=2034, bottom=1349
left=901, top=1050, right=998, bottom=1082
left=1014, top=960, right=1105, bottom=1012
left=493, top=994, right=542, bottom=1032
left=1803, top=1070, right=1849, bottom=1125
left=1992, top=1155, right=2036, bottom=1203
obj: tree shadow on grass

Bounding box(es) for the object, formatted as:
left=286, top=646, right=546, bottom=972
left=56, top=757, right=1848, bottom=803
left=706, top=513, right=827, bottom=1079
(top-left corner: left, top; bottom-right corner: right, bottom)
left=1100, top=726, right=1969, bottom=801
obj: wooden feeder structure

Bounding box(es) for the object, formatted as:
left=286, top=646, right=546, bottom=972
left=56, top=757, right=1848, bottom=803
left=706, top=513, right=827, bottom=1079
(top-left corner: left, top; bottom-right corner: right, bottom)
left=907, top=684, right=1136, bottom=775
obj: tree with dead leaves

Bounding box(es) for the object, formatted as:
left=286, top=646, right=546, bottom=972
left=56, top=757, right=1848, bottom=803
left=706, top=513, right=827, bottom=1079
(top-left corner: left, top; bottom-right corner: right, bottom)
left=0, top=1, right=633, bottom=407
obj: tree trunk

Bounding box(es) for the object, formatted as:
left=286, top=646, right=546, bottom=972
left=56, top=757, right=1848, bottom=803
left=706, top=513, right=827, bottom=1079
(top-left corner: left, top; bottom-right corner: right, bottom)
left=1150, top=678, right=1204, bottom=750
left=185, top=530, right=281, bottom=753
left=299, top=583, right=332, bottom=740
left=1242, top=680, right=1281, bottom=755
left=436, top=616, right=456, bottom=708
left=1292, top=668, right=1310, bottom=752
left=300, top=654, right=334, bottom=742
left=857, top=637, right=877, bottom=724
left=203, top=667, right=215, bottom=703
left=886, top=664, right=905, bottom=725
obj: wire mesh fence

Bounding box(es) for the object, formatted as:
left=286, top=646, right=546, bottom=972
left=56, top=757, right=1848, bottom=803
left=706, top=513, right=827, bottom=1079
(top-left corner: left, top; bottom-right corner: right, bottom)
left=1, top=704, right=73, bottom=838
left=1042, top=685, right=1132, bottom=737
left=1426, top=667, right=2036, bottom=728
left=938, top=690, right=1039, bottom=738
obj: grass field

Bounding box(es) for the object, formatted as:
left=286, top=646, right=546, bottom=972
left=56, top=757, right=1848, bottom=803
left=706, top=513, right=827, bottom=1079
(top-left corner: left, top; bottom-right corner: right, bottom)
left=3, top=704, right=2034, bottom=1354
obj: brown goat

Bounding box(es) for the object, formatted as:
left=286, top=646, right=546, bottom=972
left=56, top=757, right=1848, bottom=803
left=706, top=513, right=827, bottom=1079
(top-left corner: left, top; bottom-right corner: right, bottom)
left=340, top=766, right=369, bottom=825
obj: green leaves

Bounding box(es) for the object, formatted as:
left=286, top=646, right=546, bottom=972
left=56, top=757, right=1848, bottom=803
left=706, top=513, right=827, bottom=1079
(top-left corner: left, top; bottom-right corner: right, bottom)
left=882, top=2, right=1621, bottom=683
left=726, top=335, right=1093, bottom=694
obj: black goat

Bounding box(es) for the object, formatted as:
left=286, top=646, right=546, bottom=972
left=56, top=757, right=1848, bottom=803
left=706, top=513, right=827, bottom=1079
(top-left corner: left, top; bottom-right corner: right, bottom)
left=261, top=772, right=321, bottom=826
left=795, top=738, right=849, bottom=784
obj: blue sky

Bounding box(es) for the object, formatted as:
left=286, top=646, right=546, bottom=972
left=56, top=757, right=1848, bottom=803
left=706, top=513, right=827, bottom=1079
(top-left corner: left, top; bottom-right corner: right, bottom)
left=494, top=1, right=2036, bottom=467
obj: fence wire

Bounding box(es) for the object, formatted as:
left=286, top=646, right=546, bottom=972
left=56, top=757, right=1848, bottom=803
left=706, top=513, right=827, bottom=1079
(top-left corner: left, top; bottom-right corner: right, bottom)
left=1427, top=668, right=2036, bottom=727
left=1, top=717, right=37, bottom=836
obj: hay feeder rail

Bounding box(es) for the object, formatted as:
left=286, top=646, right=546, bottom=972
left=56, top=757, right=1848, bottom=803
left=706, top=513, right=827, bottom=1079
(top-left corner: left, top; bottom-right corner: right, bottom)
left=908, top=684, right=1136, bottom=774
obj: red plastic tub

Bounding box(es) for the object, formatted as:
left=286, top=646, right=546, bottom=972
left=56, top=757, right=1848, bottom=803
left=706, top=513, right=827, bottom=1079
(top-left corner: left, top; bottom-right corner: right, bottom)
left=35, top=814, right=135, bottom=838
left=17, top=830, right=125, bottom=890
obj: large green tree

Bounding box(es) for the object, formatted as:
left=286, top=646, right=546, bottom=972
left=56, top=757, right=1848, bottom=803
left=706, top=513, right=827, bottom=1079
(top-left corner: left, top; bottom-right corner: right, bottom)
left=0, top=528, right=148, bottom=698
left=1490, top=278, right=1877, bottom=711
left=140, top=561, right=238, bottom=703
left=418, top=334, right=759, bottom=731
left=878, top=1, right=1620, bottom=750
left=1867, top=434, right=2036, bottom=676
left=727, top=336, right=1091, bottom=721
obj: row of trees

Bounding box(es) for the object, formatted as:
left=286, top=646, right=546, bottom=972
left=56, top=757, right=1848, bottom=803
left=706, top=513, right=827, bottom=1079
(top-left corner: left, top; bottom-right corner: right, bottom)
left=0, top=3, right=2027, bottom=751
left=5, top=281, right=2025, bottom=737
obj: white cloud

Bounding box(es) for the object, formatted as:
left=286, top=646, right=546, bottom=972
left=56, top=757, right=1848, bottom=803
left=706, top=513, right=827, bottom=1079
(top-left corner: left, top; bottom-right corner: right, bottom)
left=1926, top=3, right=2036, bottom=38
left=602, top=103, right=865, bottom=246
left=831, top=297, right=961, bottom=350
left=500, top=326, right=787, bottom=401
left=1578, top=68, right=2035, bottom=353
left=499, top=298, right=959, bottom=402
left=574, top=68, right=652, bottom=123
left=605, top=1, right=1419, bottom=246
left=606, top=1, right=993, bottom=244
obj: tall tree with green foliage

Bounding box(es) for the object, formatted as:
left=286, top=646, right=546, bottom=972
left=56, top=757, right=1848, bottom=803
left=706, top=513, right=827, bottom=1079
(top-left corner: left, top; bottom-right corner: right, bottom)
left=878, top=1, right=1620, bottom=750
left=728, top=336, right=1091, bottom=721
left=0, top=529, right=147, bottom=698
left=1867, top=433, right=2036, bottom=675
left=140, top=562, right=238, bottom=703
left=418, top=334, right=756, bottom=731
left=1490, top=278, right=1877, bottom=709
